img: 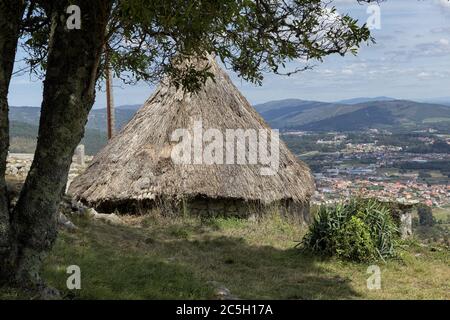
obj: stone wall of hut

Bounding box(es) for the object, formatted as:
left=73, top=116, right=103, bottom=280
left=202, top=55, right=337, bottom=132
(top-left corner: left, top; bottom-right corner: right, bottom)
left=181, top=197, right=311, bottom=224
left=93, top=196, right=311, bottom=224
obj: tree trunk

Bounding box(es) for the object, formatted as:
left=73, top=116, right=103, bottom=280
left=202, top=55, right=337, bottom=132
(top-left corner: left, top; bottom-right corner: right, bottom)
left=0, top=0, right=25, bottom=281
left=9, top=0, right=112, bottom=288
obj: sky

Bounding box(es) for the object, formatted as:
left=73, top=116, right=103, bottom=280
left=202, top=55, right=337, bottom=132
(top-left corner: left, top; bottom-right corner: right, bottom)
left=8, top=0, right=450, bottom=108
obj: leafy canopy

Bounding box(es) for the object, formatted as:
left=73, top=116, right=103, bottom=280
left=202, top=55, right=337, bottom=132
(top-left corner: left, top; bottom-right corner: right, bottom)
left=20, top=0, right=372, bottom=91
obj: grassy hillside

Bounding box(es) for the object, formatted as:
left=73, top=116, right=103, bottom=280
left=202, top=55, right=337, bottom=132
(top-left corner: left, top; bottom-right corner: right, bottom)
left=1, top=211, right=448, bottom=300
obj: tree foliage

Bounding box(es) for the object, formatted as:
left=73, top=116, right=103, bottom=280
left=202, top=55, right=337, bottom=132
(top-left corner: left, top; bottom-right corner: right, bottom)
left=20, top=0, right=372, bottom=91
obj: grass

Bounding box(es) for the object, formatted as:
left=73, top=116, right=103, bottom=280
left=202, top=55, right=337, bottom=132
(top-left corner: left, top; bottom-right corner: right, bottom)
left=433, top=205, right=450, bottom=225
left=1, top=210, right=449, bottom=300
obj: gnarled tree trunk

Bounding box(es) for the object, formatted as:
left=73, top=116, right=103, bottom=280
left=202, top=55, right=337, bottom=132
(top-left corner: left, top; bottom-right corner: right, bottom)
left=0, top=0, right=25, bottom=281
left=9, top=0, right=112, bottom=288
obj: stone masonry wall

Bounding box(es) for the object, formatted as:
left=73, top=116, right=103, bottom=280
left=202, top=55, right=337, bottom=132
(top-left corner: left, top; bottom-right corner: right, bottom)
left=185, top=197, right=311, bottom=224
left=6, top=145, right=92, bottom=189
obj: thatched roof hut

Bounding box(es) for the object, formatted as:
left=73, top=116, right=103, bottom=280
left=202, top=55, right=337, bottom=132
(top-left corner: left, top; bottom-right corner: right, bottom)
left=69, top=56, right=315, bottom=222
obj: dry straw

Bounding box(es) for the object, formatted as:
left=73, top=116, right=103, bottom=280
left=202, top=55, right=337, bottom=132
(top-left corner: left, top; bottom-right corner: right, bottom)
left=69, top=56, right=315, bottom=213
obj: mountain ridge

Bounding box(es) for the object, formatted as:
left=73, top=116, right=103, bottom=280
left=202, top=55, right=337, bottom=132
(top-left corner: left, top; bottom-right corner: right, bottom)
left=254, top=99, right=450, bottom=132
left=336, top=96, right=396, bottom=105
left=9, top=98, right=450, bottom=155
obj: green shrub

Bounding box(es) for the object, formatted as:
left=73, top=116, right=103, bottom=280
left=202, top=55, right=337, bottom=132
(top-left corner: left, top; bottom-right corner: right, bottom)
left=299, top=204, right=348, bottom=256
left=355, top=200, right=398, bottom=259
left=335, top=216, right=376, bottom=262
left=301, top=199, right=399, bottom=262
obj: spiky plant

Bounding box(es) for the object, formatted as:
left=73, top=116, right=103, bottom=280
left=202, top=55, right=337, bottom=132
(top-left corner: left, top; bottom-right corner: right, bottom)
left=300, top=198, right=400, bottom=262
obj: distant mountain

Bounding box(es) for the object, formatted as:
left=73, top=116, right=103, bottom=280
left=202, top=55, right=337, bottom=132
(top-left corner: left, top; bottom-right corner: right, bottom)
left=117, top=104, right=142, bottom=111
left=9, top=98, right=450, bottom=155
left=8, top=106, right=42, bottom=125
left=419, top=97, right=450, bottom=107
left=9, top=105, right=140, bottom=155
left=255, top=99, right=450, bottom=132
left=336, top=96, right=396, bottom=105
left=10, top=120, right=107, bottom=155
left=255, top=99, right=336, bottom=126
left=87, top=108, right=138, bottom=132
left=255, top=99, right=362, bottom=129
left=10, top=105, right=139, bottom=133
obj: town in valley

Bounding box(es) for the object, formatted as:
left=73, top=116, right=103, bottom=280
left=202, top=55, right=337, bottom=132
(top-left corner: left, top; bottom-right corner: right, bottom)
left=282, top=129, right=450, bottom=207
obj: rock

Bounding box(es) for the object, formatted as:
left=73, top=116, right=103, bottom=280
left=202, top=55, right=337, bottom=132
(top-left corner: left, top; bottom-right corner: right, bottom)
left=93, top=213, right=124, bottom=225
left=58, top=212, right=78, bottom=231
left=60, top=200, right=71, bottom=210
left=215, top=287, right=231, bottom=297
left=37, top=284, right=61, bottom=300
left=70, top=200, right=90, bottom=216
left=85, top=208, right=99, bottom=217
left=399, top=211, right=413, bottom=239
left=8, top=166, right=18, bottom=176
left=207, top=281, right=239, bottom=300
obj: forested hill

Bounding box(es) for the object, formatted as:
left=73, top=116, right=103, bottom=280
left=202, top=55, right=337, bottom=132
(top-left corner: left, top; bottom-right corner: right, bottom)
left=254, top=99, right=450, bottom=132
left=9, top=99, right=450, bottom=155
left=9, top=105, right=140, bottom=155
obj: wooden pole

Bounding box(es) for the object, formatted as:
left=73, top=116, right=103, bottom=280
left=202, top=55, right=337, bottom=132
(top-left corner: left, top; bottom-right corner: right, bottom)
left=105, top=53, right=115, bottom=140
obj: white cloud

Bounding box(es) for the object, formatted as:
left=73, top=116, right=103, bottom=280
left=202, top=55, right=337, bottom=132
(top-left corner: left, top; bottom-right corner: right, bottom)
left=415, top=70, right=450, bottom=79
left=436, top=0, right=450, bottom=9
left=342, top=69, right=354, bottom=75
left=417, top=72, right=430, bottom=78
left=348, top=63, right=368, bottom=70
left=431, top=27, right=450, bottom=34
left=320, top=69, right=336, bottom=75
left=439, top=38, right=450, bottom=45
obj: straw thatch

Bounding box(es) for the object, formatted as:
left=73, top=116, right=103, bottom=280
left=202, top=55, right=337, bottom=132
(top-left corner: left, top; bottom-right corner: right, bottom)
left=69, top=56, right=315, bottom=220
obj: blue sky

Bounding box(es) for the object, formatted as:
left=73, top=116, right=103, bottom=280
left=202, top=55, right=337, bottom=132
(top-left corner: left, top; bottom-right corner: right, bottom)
left=8, top=0, right=450, bottom=108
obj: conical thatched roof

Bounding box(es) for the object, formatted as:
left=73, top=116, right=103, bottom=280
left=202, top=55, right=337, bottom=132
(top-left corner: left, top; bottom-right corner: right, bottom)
left=69, top=56, right=315, bottom=210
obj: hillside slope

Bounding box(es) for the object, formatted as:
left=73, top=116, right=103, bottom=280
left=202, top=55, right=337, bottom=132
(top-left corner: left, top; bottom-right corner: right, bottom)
left=2, top=211, right=449, bottom=300
left=10, top=121, right=107, bottom=155
left=10, top=105, right=140, bottom=133
left=255, top=99, right=450, bottom=132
